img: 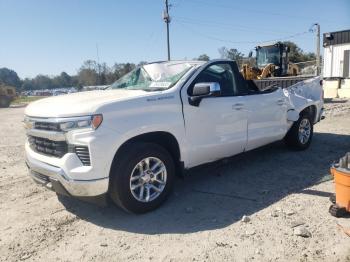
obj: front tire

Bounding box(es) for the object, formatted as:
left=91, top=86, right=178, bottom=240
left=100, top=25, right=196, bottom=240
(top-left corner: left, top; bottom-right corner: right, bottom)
left=285, top=114, right=313, bottom=150
left=109, top=142, right=175, bottom=214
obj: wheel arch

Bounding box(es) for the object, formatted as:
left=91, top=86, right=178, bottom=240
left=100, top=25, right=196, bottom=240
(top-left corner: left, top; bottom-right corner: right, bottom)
left=111, top=131, right=183, bottom=177
left=299, top=104, right=317, bottom=123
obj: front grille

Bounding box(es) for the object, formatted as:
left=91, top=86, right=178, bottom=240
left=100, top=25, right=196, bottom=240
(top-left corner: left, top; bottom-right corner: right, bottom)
left=75, top=146, right=91, bottom=166
left=34, top=121, right=61, bottom=131
left=28, top=136, right=68, bottom=158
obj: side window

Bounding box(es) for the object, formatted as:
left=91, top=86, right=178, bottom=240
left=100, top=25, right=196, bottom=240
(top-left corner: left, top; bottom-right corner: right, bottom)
left=235, top=70, right=261, bottom=95
left=189, top=63, right=237, bottom=96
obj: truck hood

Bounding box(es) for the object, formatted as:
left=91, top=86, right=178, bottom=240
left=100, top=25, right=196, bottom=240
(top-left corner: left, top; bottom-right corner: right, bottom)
left=25, top=89, right=147, bottom=117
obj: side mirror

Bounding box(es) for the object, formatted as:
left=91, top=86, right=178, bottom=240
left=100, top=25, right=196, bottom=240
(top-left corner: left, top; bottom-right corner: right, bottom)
left=189, top=82, right=221, bottom=106
left=248, top=51, right=253, bottom=58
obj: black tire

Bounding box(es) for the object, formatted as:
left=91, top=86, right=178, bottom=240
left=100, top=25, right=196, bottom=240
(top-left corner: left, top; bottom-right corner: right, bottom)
left=284, top=113, right=313, bottom=150
left=0, top=96, right=11, bottom=108
left=109, top=142, right=175, bottom=214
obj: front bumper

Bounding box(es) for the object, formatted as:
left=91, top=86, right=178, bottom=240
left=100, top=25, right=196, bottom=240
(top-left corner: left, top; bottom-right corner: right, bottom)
left=26, top=146, right=109, bottom=197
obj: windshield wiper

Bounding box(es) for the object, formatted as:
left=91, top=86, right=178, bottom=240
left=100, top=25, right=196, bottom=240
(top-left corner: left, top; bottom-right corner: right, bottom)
left=144, top=87, right=165, bottom=92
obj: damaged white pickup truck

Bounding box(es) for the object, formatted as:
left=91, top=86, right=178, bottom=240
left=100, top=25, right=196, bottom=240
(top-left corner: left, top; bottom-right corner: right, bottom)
left=24, top=60, right=324, bottom=213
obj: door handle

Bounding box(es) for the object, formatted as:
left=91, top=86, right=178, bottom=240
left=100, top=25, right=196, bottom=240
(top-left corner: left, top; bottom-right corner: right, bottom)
left=232, top=103, right=244, bottom=110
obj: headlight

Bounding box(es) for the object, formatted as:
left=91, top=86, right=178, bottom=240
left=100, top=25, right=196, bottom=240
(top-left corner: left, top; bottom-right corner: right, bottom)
left=59, top=114, right=103, bottom=131
left=23, top=116, right=34, bottom=129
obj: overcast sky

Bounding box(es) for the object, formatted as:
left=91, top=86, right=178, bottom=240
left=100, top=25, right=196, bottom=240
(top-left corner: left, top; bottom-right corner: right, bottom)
left=0, top=0, right=349, bottom=78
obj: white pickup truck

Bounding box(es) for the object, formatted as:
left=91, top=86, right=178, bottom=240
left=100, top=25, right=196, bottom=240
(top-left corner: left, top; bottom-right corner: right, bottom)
left=24, top=60, right=324, bottom=213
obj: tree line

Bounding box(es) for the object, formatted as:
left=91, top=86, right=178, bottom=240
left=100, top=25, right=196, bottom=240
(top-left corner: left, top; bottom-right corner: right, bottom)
left=0, top=41, right=316, bottom=91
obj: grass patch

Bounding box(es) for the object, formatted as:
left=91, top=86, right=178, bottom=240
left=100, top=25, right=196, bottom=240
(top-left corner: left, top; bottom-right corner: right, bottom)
left=11, top=96, right=48, bottom=104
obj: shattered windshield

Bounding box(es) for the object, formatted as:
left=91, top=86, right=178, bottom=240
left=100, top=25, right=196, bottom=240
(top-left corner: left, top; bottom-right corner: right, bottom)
left=256, top=46, right=280, bottom=68
left=109, top=62, right=193, bottom=91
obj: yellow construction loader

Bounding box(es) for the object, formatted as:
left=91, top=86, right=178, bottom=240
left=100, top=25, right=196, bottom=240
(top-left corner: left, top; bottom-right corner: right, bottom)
left=241, top=42, right=299, bottom=80
left=0, top=84, right=16, bottom=108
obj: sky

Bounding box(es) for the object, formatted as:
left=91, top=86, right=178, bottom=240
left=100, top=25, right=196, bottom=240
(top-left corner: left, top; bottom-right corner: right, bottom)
left=0, top=0, right=349, bottom=78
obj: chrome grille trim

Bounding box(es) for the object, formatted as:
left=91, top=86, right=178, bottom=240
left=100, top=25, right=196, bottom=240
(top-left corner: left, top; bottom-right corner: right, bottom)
left=75, top=146, right=91, bottom=166
left=27, top=129, right=66, bottom=142
left=28, top=136, right=68, bottom=158
left=34, top=121, right=61, bottom=131
left=25, top=116, right=91, bottom=165
left=25, top=115, right=92, bottom=124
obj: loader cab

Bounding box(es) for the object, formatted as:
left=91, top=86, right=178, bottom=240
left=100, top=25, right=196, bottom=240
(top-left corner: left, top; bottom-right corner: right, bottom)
left=255, top=42, right=290, bottom=77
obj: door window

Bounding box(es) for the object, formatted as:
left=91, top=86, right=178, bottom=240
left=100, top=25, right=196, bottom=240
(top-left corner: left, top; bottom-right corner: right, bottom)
left=189, top=63, right=237, bottom=96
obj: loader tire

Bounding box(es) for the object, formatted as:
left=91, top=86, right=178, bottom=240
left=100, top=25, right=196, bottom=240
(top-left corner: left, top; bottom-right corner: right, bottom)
left=0, top=96, right=11, bottom=108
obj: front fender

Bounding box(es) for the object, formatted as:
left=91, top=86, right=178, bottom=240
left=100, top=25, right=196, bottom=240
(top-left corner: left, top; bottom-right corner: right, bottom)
left=285, top=76, right=323, bottom=123
left=96, top=93, right=187, bottom=172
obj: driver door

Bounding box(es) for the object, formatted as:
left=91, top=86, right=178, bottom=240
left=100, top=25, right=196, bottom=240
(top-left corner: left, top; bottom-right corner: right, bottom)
left=181, top=62, right=248, bottom=168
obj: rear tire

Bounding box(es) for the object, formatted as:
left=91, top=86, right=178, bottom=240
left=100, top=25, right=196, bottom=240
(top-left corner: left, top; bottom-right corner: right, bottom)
left=109, top=142, right=175, bottom=214
left=284, top=113, right=313, bottom=150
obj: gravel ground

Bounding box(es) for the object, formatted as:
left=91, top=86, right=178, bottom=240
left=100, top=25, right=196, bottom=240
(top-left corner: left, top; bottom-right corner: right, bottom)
left=1, top=99, right=350, bottom=262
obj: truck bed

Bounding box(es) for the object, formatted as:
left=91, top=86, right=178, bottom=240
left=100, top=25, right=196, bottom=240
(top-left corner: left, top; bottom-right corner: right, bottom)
left=253, top=75, right=315, bottom=90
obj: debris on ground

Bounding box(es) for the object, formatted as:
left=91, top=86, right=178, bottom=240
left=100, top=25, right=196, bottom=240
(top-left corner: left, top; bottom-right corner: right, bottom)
left=290, top=220, right=305, bottom=228
left=241, top=215, right=250, bottom=223
left=293, top=226, right=312, bottom=238
left=1, top=102, right=350, bottom=261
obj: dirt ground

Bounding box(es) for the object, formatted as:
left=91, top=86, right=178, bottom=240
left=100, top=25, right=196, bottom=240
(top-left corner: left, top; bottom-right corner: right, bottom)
left=1, top=99, right=350, bottom=262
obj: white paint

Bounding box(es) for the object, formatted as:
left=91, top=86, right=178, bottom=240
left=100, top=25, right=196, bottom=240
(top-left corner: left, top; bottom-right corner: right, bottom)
left=323, top=43, right=350, bottom=78
left=25, top=60, right=324, bottom=196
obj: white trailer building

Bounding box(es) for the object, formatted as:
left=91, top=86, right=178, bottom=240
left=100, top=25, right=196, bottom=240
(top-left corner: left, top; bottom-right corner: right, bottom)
left=323, top=29, right=350, bottom=98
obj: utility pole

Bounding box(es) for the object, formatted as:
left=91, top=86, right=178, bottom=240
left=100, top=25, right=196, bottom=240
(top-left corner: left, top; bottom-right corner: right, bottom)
left=163, top=0, right=171, bottom=61
left=96, top=43, right=101, bottom=85
left=314, top=23, right=321, bottom=76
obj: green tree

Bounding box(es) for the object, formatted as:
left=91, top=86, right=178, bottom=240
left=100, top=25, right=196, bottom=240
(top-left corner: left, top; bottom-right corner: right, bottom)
left=0, top=68, right=21, bottom=89
left=77, top=68, right=98, bottom=86
left=218, top=47, right=244, bottom=66
left=196, top=54, right=210, bottom=61
left=77, top=60, right=99, bottom=86
left=33, top=75, right=53, bottom=90
left=282, top=41, right=316, bottom=63
left=59, top=72, right=72, bottom=87
left=21, top=78, right=35, bottom=91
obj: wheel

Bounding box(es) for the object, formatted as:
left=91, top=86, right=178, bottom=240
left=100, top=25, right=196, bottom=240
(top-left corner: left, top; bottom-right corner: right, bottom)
left=109, top=142, right=175, bottom=213
left=284, top=113, right=313, bottom=150
left=0, top=96, right=10, bottom=108
left=329, top=194, right=336, bottom=204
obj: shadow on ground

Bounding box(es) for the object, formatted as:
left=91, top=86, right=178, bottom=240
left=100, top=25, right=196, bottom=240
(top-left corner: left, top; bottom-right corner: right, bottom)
left=59, top=132, right=350, bottom=234
left=324, top=99, right=348, bottom=104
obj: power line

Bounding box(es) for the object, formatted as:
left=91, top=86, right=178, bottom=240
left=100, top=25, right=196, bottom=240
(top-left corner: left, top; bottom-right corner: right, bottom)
left=184, top=0, right=339, bottom=24
left=177, top=21, right=312, bottom=46
left=174, top=17, right=300, bottom=36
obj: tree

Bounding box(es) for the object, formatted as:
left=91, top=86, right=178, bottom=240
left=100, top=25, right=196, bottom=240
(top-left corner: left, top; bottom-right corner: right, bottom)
left=77, top=68, right=98, bottom=86
left=282, top=41, right=316, bottom=63
left=0, top=68, right=21, bottom=89
left=59, top=72, right=72, bottom=87
left=21, top=78, right=35, bottom=91
left=196, top=54, right=210, bottom=61
left=218, top=47, right=244, bottom=66
left=32, top=75, right=53, bottom=90
left=77, top=60, right=99, bottom=86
